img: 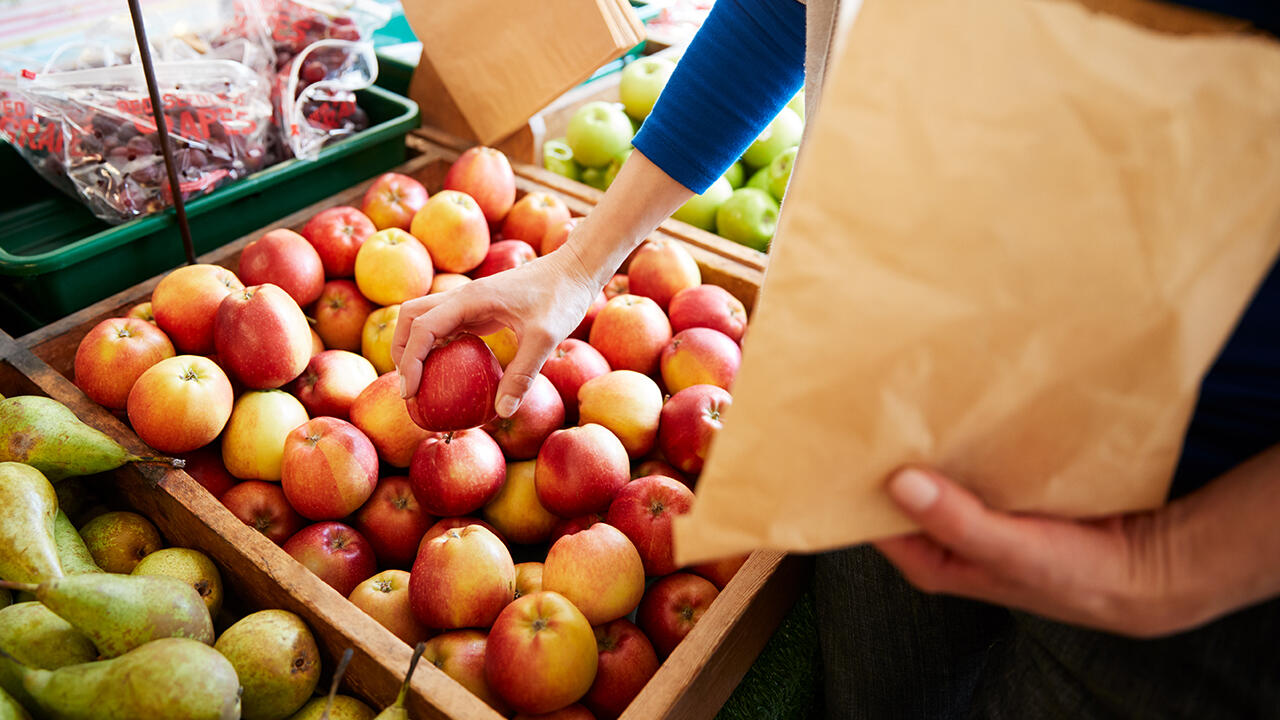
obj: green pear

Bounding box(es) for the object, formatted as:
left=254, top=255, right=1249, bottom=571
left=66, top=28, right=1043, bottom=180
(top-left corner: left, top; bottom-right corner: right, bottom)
left=79, top=511, right=162, bottom=574
left=214, top=610, right=320, bottom=720
left=0, top=603, right=97, bottom=670
left=286, top=696, right=375, bottom=720
left=0, top=396, right=183, bottom=481
left=0, top=462, right=62, bottom=584
left=0, top=637, right=239, bottom=720
left=0, top=573, right=213, bottom=658
left=373, top=642, right=425, bottom=720
left=52, top=512, right=100, bottom=575
left=0, top=684, right=31, bottom=720
left=133, top=548, right=222, bottom=618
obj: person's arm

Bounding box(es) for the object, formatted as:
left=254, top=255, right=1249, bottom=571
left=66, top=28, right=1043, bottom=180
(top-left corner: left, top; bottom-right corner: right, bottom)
left=392, top=0, right=806, bottom=413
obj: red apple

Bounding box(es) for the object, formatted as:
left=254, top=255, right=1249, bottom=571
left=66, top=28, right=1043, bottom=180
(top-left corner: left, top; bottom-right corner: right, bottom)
left=582, top=619, right=658, bottom=720
left=283, top=521, right=377, bottom=596
left=309, top=328, right=325, bottom=356
left=301, top=206, right=376, bottom=278
left=422, top=516, right=505, bottom=546
left=221, top=480, right=306, bottom=545
left=74, top=317, right=174, bottom=410
left=181, top=443, right=237, bottom=499
left=410, top=190, right=490, bottom=274
left=281, top=417, right=379, bottom=520
left=482, top=374, right=564, bottom=459
left=292, top=350, right=378, bottom=419
left=349, top=569, right=432, bottom=646
left=606, top=475, right=694, bottom=576
left=658, top=385, right=732, bottom=475
left=423, top=630, right=510, bottom=714
left=535, top=425, right=630, bottom=518
left=603, top=274, right=629, bottom=300
left=626, top=239, right=700, bottom=311
left=361, top=172, right=429, bottom=231
left=409, top=429, right=506, bottom=517
left=126, top=302, right=155, bottom=324
left=549, top=513, right=604, bottom=546
left=350, top=372, right=432, bottom=467
left=151, top=264, right=244, bottom=354
left=127, top=355, right=233, bottom=453
left=540, top=217, right=580, bottom=256
left=540, top=339, right=610, bottom=423
left=659, top=328, right=740, bottom=394
left=409, top=524, right=514, bottom=629
left=636, top=573, right=719, bottom=657
left=667, top=285, right=747, bottom=343
left=577, top=370, right=662, bottom=458
left=353, top=476, right=433, bottom=569
left=588, top=295, right=671, bottom=375
left=214, top=284, right=312, bottom=389
left=482, top=460, right=558, bottom=546
left=502, top=192, right=570, bottom=249
left=471, top=239, right=537, bottom=279
left=406, top=333, right=502, bottom=432
left=484, top=591, right=597, bottom=715
left=312, top=280, right=376, bottom=352
left=689, top=554, right=749, bottom=590
left=444, top=146, right=516, bottom=225
left=237, top=228, right=326, bottom=307
left=569, top=292, right=608, bottom=341
left=513, top=561, right=543, bottom=599
left=543, top=523, right=645, bottom=626
left=631, top=459, right=687, bottom=486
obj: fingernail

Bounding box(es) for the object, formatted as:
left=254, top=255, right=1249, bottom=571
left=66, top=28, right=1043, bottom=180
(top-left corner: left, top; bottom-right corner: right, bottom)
left=398, top=375, right=408, bottom=398
left=496, top=395, right=519, bottom=418
left=888, top=469, right=939, bottom=513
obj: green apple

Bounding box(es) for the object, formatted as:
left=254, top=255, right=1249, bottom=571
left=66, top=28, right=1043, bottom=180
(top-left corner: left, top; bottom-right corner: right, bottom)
left=581, top=165, right=610, bottom=191
left=723, top=161, right=745, bottom=189
left=716, top=188, right=779, bottom=252
left=603, top=147, right=633, bottom=189
left=766, top=146, right=799, bottom=202
left=746, top=166, right=771, bottom=192
left=741, top=106, right=803, bottom=169
left=567, top=101, right=635, bottom=168
left=619, top=56, right=676, bottom=121
left=543, top=138, right=581, bottom=181
left=672, top=176, right=733, bottom=231
left=787, top=88, right=805, bottom=120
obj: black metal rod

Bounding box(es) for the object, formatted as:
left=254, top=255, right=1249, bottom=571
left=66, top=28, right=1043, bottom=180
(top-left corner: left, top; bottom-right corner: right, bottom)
left=125, top=0, right=197, bottom=265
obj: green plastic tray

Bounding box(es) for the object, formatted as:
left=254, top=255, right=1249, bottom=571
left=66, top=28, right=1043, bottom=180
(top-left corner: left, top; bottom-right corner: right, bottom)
left=0, top=85, right=420, bottom=335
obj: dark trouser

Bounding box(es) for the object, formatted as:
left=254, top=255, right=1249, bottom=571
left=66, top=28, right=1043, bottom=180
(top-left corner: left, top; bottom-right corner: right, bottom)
left=815, top=546, right=1280, bottom=719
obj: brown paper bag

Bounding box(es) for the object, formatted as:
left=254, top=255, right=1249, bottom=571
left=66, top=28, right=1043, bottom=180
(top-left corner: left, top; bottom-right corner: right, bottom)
left=402, top=0, right=644, bottom=145
left=673, top=0, right=1280, bottom=566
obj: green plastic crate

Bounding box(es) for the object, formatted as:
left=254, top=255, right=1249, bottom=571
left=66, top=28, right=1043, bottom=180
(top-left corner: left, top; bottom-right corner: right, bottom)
left=0, top=85, right=419, bottom=335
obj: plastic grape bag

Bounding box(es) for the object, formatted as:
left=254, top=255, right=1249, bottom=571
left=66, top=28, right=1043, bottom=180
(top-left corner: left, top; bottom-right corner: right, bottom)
left=276, top=39, right=376, bottom=160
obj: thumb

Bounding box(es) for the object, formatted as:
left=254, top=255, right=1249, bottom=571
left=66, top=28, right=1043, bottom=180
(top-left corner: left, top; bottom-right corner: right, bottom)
left=494, top=329, right=558, bottom=418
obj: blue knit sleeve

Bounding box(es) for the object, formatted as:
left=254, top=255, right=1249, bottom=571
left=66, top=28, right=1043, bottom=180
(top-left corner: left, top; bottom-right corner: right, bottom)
left=631, top=0, right=807, bottom=194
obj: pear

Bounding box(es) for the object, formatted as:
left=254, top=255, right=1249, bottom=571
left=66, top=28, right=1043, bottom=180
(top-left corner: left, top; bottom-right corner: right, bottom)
left=0, top=396, right=183, bottom=481
left=133, top=547, right=223, bottom=618
left=0, top=684, right=31, bottom=720
left=373, top=642, right=425, bottom=720
left=79, top=511, right=162, bottom=574
left=285, top=696, right=375, bottom=720
left=0, top=637, right=240, bottom=720
left=0, top=462, right=62, bottom=585
left=0, top=573, right=213, bottom=658
left=0, top=603, right=97, bottom=670
left=214, top=609, right=320, bottom=720
left=52, top=512, right=100, bottom=575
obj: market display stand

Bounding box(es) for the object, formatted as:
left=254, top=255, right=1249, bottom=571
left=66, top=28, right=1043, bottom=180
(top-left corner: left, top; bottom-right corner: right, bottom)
left=17, top=137, right=809, bottom=720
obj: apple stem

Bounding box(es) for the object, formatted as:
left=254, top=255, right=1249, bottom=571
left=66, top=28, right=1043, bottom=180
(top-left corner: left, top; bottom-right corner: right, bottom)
left=320, top=647, right=354, bottom=720
left=0, top=580, right=38, bottom=593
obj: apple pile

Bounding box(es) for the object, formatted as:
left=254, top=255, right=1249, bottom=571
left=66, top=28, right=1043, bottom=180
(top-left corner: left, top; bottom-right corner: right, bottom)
left=71, top=146, right=751, bottom=719
left=543, top=55, right=805, bottom=253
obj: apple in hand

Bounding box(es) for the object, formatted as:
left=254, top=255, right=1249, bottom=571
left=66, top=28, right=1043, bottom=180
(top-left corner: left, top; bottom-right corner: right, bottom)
left=353, top=476, right=433, bottom=569
left=283, top=521, right=377, bottom=596
left=406, top=333, right=502, bottom=432
left=690, top=553, right=749, bottom=590
left=485, top=591, right=598, bottom=715
left=444, top=146, right=516, bottom=225
left=606, top=475, right=694, bottom=576
left=658, top=384, right=732, bottom=475
left=301, top=206, right=377, bottom=278
left=74, top=317, right=174, bottom=410
left=127, top=355, right=233, bottom=453
left=237, top=229, right=325, bottom=307
left=349, top=569, right=432, bottom=645
left=660, top=328, right=741, bottom=393
left=361, top=172, right=429, bottom=231
left=361, top=304, right=400, bottom=375
left=214, top=284, right=312, bottom=389
left=588, top=294, right=672, bottom=375
left=628, top=239, right=700, bottom=311
left=482, top=373, right=564, bottom=459
left=408, top=429, right=506, bottom=517
left=410, top=524, right=514, bottom=629
left=502, top=192, right=570, bottom=248
left=636, top=573, right=719, bottom=657
left=766, top=145, right=799, bottom=202
left=423, top=631, right=510, bottom=714
left=535, top=424, right=630, bottom=517
left=471, top=239, right=537, bottom=279
left=671, top=176, right=732, bottom=232
left=313, top=280, right=376, bottom=353
left=577, top=370, right=662, bottom=458
left=482, top=460, right=559, bottom=545
left=543, top=523, right=645, bottom=625
left=716, top=188, right=779, bottom=252
left=583, top=618, right=659, bottom=720
left=292, top=350, right=378, bottom=420
left=668, top=285, right=747, bottom=343
left=540, top=339, right=610, bottom=423
left=281, top=417, right=379, bottom=520
left=740, top=106, right=802, bottom=169
left=566, top=101, right=634, bottom=168
left=354, top=228, right=434, bottom=306
left=569, top=291, right=608, bottom=341
left=349, top=371, right=431, bottom=467
left=410, top=190, right=490, bottom=274
left=514, top=561, right=543, bottom=599
left=151, top=264, right=243, bottom=354
left=543, top=138, right=582, bottom=182
left=221, top=389, right=309, bottom=481
left=221, top=480, right=305, bottom=545
left=619, top=56, right=675, bottom=121
left=181, top=443, right=237, bottom=499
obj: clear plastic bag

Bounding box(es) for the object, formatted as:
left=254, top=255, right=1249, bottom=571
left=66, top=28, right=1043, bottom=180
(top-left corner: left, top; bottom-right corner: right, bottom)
left=276, top=39, right=376, bottom=159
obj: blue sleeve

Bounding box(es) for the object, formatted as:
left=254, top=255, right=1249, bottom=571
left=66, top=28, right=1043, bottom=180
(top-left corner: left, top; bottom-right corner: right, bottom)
left=631, top=0, right=807, bottom=194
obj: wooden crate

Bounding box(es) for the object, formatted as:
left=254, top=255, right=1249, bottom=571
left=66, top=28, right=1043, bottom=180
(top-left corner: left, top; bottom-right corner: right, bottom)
left=18, top=138, right=808, bottom=720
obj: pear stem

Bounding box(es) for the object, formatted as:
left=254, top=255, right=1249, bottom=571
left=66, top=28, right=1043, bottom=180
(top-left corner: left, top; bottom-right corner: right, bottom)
left=320, top=647, right=354, bottom=720
left=0, top=580, right=38, bottom=593
left=395, top=642, right=426, bottom=708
